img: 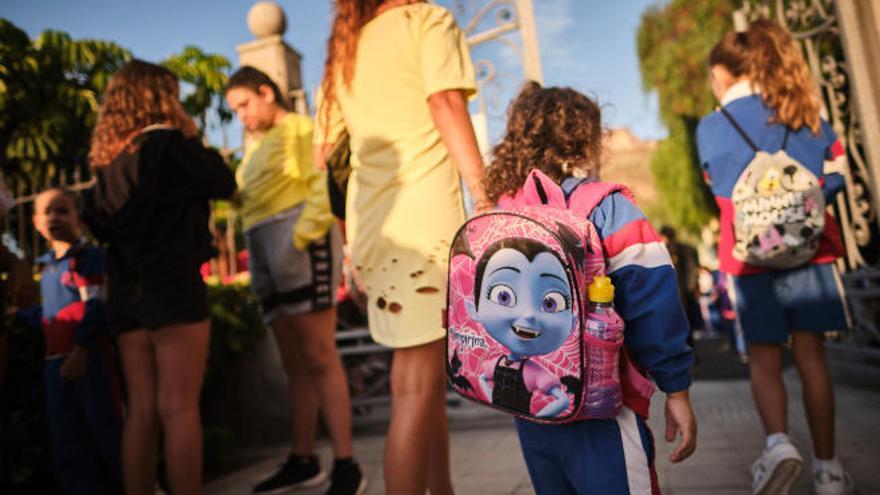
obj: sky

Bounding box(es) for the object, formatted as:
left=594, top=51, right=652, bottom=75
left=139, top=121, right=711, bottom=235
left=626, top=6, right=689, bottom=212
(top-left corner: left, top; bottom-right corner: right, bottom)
left=2, top=0, right=667, bottom=150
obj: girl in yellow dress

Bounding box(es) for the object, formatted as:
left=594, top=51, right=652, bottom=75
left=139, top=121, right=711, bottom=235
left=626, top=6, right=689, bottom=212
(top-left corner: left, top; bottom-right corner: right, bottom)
left=315, top=1, right=490, bottom=493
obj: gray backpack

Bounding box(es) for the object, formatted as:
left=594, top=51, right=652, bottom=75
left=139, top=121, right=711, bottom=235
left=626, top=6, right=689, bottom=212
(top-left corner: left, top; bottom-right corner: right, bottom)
left=721, top=109, right=825, bottom=269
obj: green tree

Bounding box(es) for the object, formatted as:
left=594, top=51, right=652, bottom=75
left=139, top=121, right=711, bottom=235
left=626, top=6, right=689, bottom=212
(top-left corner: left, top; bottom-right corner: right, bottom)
left=636, top=0, right=737, bottom=233
left=161, top=46, right=232, bottom=139
left=0, top=19, right=130, bottom=185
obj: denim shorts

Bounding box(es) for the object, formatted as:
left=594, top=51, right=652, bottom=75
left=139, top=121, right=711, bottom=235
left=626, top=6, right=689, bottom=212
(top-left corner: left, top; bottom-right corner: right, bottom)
left=729, top=263, right=850, bottom=344
left=245, top=205, right=342, bottom=325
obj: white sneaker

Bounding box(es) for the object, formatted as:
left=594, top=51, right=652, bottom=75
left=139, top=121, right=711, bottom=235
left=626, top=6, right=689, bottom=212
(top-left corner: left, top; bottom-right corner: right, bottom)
left=751, top=441, right=804, bottom=495
left=813, top=468, right=855, bottom=495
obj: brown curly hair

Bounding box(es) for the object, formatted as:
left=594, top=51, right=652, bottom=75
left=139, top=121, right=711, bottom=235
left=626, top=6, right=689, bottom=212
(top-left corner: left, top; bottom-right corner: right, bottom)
left=89, top=59, right=197, bottom=168
left=485, top=81, right=604, bottom=204
left=708, top=21, right=821, bottom=134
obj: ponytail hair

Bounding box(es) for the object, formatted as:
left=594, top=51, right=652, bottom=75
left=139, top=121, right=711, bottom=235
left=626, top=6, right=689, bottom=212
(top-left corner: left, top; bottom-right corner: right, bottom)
left=746, top=20, right=822, bottom=134
left=708, top=31, right=751, bottom=78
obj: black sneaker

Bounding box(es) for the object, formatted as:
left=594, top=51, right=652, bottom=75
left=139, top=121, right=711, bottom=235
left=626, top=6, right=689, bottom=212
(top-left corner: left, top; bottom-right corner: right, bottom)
left=325, top=460, right=367, bottom=495
left=253, top=454, right=327, bottom=494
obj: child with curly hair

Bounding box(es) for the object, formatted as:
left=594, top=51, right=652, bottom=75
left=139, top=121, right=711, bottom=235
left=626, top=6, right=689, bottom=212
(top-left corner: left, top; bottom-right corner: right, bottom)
left=485, top=81, right=696, bottom=494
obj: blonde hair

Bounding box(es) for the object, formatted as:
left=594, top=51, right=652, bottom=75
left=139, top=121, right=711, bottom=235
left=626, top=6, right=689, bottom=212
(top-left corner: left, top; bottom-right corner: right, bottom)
left=89, top=59, right=197, bottom=168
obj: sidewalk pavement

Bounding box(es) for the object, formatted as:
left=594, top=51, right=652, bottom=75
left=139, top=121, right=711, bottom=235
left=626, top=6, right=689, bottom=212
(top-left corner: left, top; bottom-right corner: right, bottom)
left=205, top=342, right=880, bottom=494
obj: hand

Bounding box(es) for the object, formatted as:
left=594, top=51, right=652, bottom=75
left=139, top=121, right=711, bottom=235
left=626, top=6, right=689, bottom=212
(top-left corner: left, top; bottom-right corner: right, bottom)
left=60, top=346, right=88, bottom=381
left=313, top=143, right=332, bottom=172
left=665, top=389, right=697, bottom=462
left=343, top=245, right=368, bottom=296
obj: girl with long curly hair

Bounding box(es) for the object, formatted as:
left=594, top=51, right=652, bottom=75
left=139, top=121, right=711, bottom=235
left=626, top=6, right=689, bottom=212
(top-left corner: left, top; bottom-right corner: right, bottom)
left=313, top=0, right=489, bottom=493
left=84, top=59, right=235, bottom=495
left=697, top=21, right=852, bottom=495
left=486, top=81, right=696, bottom=495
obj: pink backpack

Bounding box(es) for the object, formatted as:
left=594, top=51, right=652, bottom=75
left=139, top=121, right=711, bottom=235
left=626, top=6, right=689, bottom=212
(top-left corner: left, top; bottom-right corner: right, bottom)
left=446, top=169, right=654, bottom=423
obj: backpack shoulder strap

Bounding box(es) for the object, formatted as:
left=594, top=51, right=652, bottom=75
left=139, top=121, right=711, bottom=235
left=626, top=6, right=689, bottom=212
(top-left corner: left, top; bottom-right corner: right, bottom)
left=718, top=107, right=759, bottom=152
left=781, top=128, right=791, bottom=151
left=567, top=181, right=634, bottom=218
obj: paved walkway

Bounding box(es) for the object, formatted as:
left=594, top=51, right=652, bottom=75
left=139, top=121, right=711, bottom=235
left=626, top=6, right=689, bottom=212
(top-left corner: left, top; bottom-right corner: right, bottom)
left=206, top=342, right=880, bottom=494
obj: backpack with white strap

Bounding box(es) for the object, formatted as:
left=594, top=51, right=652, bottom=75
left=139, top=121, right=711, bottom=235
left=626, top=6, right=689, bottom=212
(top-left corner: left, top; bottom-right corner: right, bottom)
left=720, top=108, right=825, bottom=269
left=445, top=169, right=654, bottom=424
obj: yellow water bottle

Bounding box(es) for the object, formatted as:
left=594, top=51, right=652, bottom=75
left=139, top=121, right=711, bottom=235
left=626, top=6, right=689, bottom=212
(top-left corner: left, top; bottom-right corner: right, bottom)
left=587, top=276, right=617, bottom=341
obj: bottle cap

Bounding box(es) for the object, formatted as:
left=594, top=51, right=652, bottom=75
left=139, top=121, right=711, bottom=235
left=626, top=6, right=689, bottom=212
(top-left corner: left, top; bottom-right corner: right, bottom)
left=588, top=275, right=614, bottom=303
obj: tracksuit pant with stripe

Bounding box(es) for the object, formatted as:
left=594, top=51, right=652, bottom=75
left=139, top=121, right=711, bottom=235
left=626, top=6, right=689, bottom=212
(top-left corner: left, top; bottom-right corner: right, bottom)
left=515, top=407, right=659, bottom=495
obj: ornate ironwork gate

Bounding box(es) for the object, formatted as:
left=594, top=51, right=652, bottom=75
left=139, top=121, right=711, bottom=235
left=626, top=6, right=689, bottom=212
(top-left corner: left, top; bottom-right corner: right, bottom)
left=437, top=0, right=542, bottom=145
left=737, top=0, right=880, bottom=346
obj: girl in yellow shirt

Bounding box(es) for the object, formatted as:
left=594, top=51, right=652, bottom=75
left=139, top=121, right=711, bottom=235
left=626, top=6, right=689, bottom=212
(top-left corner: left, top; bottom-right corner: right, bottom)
left=226, top=67, right=365, bottom=495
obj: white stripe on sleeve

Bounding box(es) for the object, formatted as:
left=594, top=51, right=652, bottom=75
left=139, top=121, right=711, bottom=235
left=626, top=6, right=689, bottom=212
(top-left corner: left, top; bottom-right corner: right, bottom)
left=608, top=242, right=673, bottom=273
left=79, top=285, right=105, bottom=302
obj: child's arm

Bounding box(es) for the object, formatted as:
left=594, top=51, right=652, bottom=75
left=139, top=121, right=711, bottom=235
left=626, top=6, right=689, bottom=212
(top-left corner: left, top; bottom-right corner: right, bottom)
left=665, top=389, right=696, bottom=462
left=821, top=121, right=846, bottom=203
left=428, top=89, right=491, bottom=214
left=70, top=246, right=108, bottom=348
left=62, top=246, right=108, bottom=381
left=589, top=193, right=694, bottom=391
left=291, top=121, right=335, bottom=250
left=173, top=134, right=237, bottom=201
left=589, top=192, right=696, bottom=460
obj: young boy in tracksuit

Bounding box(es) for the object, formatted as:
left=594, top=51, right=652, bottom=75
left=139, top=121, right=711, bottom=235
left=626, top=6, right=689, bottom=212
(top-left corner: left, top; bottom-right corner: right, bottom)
left=33, top=188, right=122, bottom=494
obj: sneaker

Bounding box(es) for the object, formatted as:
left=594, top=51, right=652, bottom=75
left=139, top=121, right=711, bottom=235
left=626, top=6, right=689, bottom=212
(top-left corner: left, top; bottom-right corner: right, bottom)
left=751, top=441, right=803, bottom=495
left=814, top=468, right=855, bottom=495
left=253, top=454, right=328, bottom=494
left=325, top=460, right=367, bottom=495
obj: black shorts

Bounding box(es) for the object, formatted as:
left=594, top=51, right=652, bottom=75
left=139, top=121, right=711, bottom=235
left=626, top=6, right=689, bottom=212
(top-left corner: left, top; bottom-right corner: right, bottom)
left=106, top=268, right=209, bottom=334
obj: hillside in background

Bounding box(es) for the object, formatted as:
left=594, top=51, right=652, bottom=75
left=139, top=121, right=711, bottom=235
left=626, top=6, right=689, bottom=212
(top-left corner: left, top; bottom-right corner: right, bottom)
left=601, top=128, right=663, bottom=223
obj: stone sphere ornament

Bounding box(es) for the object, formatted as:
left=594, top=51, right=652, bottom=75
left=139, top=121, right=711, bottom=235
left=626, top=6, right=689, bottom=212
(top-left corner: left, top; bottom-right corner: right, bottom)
left=247, top=1, right=287, bottom=38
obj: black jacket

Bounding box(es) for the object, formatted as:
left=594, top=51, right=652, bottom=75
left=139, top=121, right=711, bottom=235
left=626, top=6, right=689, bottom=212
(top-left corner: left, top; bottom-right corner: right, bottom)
left=84, top=129, right=236, bottom=285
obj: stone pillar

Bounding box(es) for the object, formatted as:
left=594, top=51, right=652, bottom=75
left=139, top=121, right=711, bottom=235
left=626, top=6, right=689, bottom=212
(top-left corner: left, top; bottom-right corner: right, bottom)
left=236, top=1, right=308, bottom=115
left=836, top=0, right=880, bottom=201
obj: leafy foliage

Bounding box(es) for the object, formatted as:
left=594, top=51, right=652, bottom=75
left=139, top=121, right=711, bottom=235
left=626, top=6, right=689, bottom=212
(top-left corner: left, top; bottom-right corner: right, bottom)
left=649, top=117, right=716, bottom=232
left=637, top=0, right=737, bottom=125
left=161, top=46, right=233, bottom=136
left=1, top=20, right=234, bottom=190
left=204, top=281, right=266, bottom=379
left=636, top=0, right=737, bottom=233
left=0, top=20, right=130, bottom=185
